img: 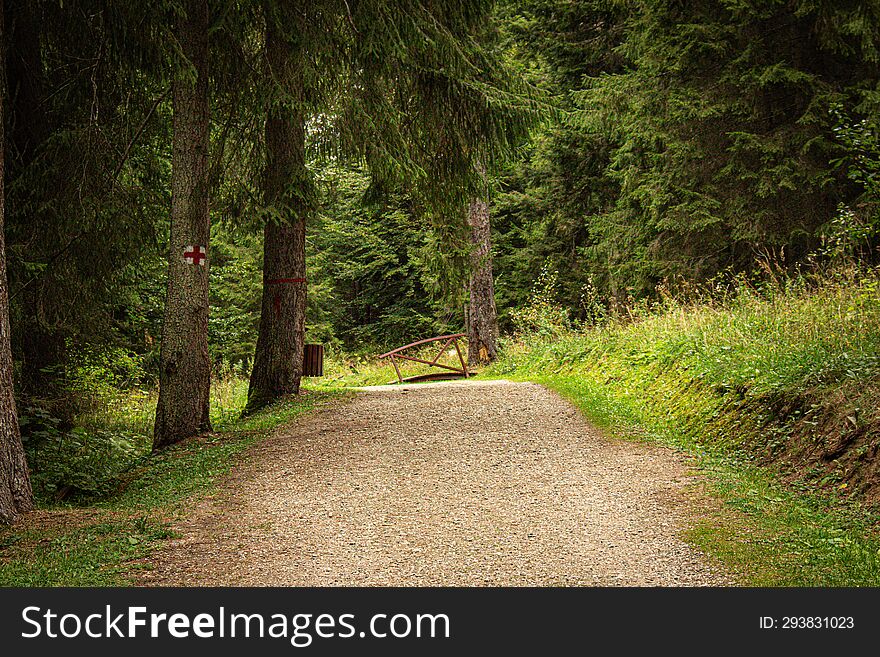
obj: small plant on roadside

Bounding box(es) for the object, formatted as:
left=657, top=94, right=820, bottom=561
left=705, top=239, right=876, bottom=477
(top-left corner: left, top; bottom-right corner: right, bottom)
left=510, top=262, right=571, bottom=339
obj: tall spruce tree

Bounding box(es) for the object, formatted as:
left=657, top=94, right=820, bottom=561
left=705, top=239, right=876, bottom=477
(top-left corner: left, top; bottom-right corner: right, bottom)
left=467, top=165, right=500, bottom=365
left=4, top=1, right=170, bottom=426
left=153, top=0, right=212, bottom=449
left=0, top=0, right=33, bottom=524
left=245, top=4, right=310, bottom=412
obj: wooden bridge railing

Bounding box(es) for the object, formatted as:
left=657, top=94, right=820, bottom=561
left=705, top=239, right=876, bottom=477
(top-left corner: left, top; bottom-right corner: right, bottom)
left=379, top=333, right=469, bottom=384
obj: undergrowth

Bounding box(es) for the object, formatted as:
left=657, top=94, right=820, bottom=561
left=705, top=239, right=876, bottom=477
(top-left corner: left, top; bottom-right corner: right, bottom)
left=8, top=265, right=879, bottom=586
left=20, top=370, right=251, bottom=504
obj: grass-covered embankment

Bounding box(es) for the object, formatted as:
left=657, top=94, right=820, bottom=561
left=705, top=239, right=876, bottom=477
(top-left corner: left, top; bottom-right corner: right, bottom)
left=489, top=269, right=880, bottom=585
left=0, top=387, right=345, bottom=586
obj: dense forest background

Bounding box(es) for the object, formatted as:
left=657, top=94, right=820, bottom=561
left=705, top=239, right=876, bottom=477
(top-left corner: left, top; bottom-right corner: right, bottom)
left=2, top=0, right=879, bottom=509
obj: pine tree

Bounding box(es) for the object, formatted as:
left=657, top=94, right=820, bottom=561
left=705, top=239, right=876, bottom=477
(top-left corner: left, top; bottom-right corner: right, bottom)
left=495, top=0, right=880, bottom=307
left=4, top=1, right=170, bottom=423
left=245, top=3, right=309, bottom=413
left=153, top=0, right=212, bottom=449
left=467, top=166, right=499, bottom=365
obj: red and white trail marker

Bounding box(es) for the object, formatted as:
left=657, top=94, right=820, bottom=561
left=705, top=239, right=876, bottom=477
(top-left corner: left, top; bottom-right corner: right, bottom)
left=183, top=245, right=207, bottom=266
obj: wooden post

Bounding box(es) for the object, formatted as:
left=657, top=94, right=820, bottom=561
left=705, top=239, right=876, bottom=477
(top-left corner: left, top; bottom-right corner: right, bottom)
left=390, top=355, right=403, bottom=383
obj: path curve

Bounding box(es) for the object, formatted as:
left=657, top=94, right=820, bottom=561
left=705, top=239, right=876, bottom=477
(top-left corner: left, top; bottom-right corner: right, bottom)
left=139, top=380, right=732, bottom=586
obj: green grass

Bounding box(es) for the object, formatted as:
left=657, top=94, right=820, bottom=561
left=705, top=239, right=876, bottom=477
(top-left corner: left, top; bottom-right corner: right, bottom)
left=0, top=516, right=176, bottom=587
left=684, top=469, right=880, bottom=586
left=0, top=386, right=345, bottom=586
left=487, top=267, right=880, bottom=586
left=101, top=387, right=348, bottom=512
left=22, top=373, right=259, bottom=506
left=75, top=371, right=252, bottom=439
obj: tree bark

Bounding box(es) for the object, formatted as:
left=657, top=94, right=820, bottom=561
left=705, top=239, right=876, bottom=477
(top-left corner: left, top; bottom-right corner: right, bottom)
left=0, top=0, right=34, bottom=524
left=153, top=0, right=211, bottom=449
left=467, top=171, right=499, bottom=367
left=245, top=13, right=307, bottom=414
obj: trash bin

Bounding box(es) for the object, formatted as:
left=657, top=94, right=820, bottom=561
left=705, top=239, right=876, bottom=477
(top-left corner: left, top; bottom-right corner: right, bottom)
left=303, top=344, right=324, bottom=377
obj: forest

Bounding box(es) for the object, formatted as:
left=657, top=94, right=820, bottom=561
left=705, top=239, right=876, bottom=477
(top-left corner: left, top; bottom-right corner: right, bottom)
left=0, top=0, right=879, bottom=587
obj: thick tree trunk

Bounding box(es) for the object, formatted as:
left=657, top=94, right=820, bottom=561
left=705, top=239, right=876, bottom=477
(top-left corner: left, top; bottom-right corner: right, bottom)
left=153, top=0, right=211, bottom=450
left=0, top=0, right=34, bottom=524
left=245, top=16, right=307, bottom=414
left=467, top=173, right=499, bottom=367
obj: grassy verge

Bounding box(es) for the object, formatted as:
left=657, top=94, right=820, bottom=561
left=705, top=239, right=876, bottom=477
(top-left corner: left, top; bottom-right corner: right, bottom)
left=488, top=268, right=880, bottom=586
left=0, top=387, right=346, bottom=586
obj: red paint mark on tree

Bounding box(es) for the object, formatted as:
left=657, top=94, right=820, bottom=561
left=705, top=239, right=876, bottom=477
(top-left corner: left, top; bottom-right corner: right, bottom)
left=184, top=245, right=207, bottom=266
left=267, top=278, right=304, bottom=316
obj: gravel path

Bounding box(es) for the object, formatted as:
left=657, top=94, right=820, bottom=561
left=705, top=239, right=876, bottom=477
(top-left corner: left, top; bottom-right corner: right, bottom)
left=139, top=380, right=732, bottom=586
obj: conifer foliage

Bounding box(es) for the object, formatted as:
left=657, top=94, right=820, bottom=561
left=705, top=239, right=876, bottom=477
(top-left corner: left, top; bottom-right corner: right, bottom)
left=244, top=2, right=310, bottom=414
left=495, top=0, right=880, bottom=308
left=243, top=0, right=536, bottom=412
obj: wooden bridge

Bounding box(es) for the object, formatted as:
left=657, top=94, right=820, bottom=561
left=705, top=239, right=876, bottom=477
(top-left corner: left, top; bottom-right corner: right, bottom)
left=379, top=333, right=469, bottom=384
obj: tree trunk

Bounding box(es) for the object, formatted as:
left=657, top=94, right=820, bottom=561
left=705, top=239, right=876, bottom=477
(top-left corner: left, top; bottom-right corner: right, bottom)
left=467, top=171, right=499, bottom=367
left=153, top=0, right=211, bottom=450
left=245, top=14, right=307, bottom=414
left=0, top=0, right=34, bottom=524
